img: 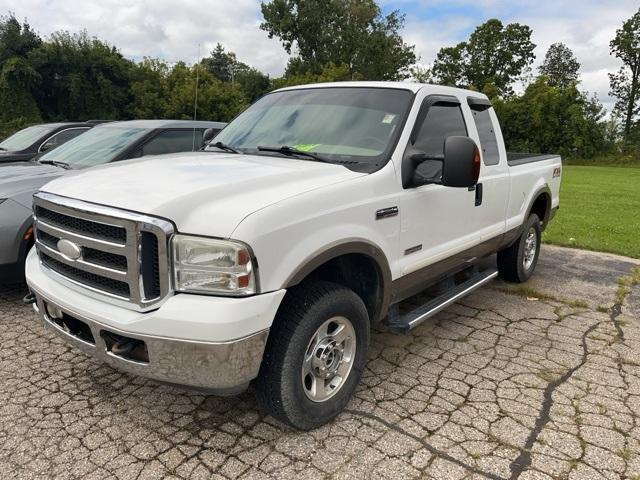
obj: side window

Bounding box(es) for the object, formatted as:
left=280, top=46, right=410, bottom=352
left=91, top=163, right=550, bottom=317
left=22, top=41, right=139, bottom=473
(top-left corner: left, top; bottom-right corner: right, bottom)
left=413, top=104, right=467, bottom=156
left=40, top=128, right=89, bottom=151
left=471, top=108, right=500, bottom=166
left=407, top=104, right=467, bottom=185
left=140, top=130, right=204, bottom=156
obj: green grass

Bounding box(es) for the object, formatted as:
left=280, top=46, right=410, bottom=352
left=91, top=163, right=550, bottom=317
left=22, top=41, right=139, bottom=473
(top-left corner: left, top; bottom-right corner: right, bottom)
left=542, top=166, right=640, bottom=259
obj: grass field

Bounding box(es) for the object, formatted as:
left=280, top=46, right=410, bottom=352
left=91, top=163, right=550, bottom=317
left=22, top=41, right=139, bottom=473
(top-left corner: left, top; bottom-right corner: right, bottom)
left=542, top=165, right=640, bottom=259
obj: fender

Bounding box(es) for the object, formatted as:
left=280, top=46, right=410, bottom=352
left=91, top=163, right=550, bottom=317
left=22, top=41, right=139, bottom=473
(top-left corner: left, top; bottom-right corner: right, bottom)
left=501, top=184, right=552, bottom=249
left=284, top=240, right=393, bottom=323
left=528, top=185, right=553, bottom=229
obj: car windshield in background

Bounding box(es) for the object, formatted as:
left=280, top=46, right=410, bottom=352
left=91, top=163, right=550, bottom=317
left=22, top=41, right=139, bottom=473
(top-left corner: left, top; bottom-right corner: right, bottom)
left=212, top=87, right=413, bottom=168
left=0, top=125, right=57, bottom=151
left=39, top=126, right=148, bottom=168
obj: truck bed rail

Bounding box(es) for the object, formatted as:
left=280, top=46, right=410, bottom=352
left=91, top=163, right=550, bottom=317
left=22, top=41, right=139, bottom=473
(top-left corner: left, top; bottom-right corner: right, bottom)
left=507, top=152, right=559, bottom=167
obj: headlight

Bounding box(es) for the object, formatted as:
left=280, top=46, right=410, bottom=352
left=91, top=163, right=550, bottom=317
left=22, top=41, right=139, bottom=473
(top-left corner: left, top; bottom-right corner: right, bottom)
left=171, top=234, right=256, bottom=296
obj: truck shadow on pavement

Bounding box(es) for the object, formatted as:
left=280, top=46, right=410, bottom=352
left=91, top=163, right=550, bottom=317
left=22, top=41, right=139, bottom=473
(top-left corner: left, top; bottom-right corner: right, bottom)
left=1, top=245, right=639, bottom=480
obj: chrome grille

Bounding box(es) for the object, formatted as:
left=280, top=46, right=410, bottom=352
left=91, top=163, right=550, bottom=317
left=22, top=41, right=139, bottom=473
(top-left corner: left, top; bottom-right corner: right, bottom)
left=33, top=192, right=174, bottom=310
left=40, top=253, right=131, bottom=297
left=35, top=205, right=127, bottom=243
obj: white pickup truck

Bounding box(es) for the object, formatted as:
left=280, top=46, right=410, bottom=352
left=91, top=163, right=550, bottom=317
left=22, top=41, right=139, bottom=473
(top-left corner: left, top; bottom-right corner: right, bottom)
left=26, top=82, right=561, bottom=429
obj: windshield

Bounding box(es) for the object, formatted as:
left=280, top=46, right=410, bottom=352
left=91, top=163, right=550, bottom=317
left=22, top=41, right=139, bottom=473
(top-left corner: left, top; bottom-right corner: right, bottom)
left=212, top=87, right=413, bottom=169
left=39, top=126, right=148, bottom=168
left=0, top=125, right=57, bottom=151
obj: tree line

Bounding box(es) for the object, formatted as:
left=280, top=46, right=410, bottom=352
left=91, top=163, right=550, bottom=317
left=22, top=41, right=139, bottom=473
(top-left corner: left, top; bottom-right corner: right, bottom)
left=1, top=1, right=639, bottom=161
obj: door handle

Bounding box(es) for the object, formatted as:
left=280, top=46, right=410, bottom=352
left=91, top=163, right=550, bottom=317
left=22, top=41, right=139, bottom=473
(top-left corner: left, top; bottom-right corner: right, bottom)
left=475, top=183, right=483, bottom=206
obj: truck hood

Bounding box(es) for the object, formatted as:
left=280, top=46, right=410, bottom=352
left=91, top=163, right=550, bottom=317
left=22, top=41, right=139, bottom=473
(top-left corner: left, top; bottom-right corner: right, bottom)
left=41, top=152, right=365, bottom=237
left=0, top=161, right=67, bottom=207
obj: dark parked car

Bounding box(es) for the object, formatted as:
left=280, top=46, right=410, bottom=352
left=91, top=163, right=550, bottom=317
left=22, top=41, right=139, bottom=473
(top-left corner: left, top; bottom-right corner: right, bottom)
left=0, top=119, right=226, bottom=282
left=0, top=121, right=105, bottom=163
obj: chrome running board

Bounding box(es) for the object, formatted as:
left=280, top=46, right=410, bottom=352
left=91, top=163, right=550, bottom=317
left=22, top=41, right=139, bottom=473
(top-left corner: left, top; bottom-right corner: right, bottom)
left=385, top=268, right=498, bottom=334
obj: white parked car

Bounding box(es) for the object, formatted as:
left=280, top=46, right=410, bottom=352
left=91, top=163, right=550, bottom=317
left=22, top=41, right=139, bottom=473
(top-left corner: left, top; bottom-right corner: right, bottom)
left=25, top=82, right=561, bottom=429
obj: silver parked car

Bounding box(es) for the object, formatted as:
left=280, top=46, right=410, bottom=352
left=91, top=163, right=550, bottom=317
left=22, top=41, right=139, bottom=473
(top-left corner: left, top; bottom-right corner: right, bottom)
left=0, top=119, right=225, bottom=282
left=0, top=121, right=107, bottom=163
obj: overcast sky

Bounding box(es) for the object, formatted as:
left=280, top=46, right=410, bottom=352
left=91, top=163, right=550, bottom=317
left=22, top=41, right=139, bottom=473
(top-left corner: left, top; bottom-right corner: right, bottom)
left=3, top=0, right=638, bottom=113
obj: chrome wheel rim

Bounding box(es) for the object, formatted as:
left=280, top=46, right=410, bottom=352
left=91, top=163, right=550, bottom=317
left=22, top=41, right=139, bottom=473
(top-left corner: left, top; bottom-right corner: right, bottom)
left=523, top=227, right=537, bottom=270
left=302, top=316, right=356, bottom=403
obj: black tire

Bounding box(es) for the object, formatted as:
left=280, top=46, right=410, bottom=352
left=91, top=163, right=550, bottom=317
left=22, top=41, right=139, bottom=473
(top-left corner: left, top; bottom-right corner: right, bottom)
left=497, top=213, right=541, bottom=283
left=254, top=281, right=370, bottom=430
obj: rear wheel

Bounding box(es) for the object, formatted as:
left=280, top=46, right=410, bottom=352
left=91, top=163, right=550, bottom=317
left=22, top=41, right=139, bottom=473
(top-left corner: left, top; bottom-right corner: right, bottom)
left=254, top=281, right=369, bottom=430
left=497, top=213, right=541, bottom=283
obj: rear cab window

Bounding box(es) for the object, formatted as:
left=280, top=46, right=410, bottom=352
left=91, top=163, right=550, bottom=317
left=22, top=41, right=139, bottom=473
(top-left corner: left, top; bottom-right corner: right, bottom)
left=468, top=99, right=500, bottom=166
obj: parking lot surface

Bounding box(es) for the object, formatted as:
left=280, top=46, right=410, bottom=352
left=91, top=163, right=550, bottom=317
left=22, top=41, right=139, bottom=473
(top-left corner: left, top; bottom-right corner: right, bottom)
left=1, top=245, right=640, bottom=480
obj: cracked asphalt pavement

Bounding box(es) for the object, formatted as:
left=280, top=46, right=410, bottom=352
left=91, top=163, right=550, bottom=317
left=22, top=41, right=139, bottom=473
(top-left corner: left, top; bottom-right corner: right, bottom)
left=1, top=245, right=640, bottom=480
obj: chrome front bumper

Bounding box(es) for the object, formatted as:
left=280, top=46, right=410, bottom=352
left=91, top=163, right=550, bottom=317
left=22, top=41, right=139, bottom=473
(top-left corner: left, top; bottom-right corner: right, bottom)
left=31, top=292, right=269, bottom=395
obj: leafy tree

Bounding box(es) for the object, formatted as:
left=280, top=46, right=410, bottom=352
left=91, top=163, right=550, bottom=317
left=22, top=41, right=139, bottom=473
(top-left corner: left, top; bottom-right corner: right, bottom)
left=128, top=58, right=170, bottom=118
left=234, top=65, right=271, bottom=103
left=271, top=61, right=352, bottom=89
left=164, top=62, right=247, bottom=122
left=202, top=43, right=237, bottom=83
left=410, top=65, right=433, bottom=84
left=626, top=123, right=640, bottom=157
left=202, top=43, right=270, bottom=103
left=432, top=19, right=535, bottom=95
left=539, top=42, right=580, bottom=87
left=494, top=77, right=609, bottom=158
left=0, top=15, right=42, bottom=123
left=31, top=31, right=133, bottom=121
left=0, top=14, right=41, bottom=62
left=261, top=0, right=416, bottom=80
left=609, top=8, right=640, bottom=141
left=431, top=45, right=465, bottom=87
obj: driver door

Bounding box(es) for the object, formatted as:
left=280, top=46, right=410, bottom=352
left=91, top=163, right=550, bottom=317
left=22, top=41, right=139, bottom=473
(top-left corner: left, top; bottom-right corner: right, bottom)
left=397, top=96, right=480, bottom=286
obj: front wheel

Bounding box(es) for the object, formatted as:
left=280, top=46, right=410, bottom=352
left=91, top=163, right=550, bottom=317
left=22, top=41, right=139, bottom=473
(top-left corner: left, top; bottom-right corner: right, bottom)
left=254, top=281, right=370, bottom=430
left=497, top=213, right=541, bottom=283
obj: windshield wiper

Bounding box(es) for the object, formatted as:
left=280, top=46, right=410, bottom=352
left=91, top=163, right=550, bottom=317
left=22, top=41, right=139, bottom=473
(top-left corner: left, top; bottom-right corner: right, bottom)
left=0, top=147, right=6, bottom=151
left=257, top=145, right=332, bottom=164
left=38, top=159, right=71, bottom=170
left=207, top=141, right=242, bottom=154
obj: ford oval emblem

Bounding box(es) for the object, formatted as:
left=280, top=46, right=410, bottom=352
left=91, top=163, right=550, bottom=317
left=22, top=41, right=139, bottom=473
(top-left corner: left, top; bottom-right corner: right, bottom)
left=57, top=239, right=82, bottom=260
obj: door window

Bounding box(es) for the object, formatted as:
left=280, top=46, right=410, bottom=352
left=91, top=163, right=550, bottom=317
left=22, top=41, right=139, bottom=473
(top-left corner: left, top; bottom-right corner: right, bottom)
left=411, top=103, right=467, bottom=183
left=413, top=104, right=467, bottom=156
left=139, top=129, right=204, bottom=156
left=40, top=127, right=90, bottom=151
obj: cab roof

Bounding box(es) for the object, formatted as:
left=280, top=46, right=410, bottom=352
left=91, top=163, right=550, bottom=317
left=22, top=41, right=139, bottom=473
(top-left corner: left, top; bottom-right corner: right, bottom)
left=95, top=119, right=227, bottom=130
left=275, top=81, right=489, bottom=101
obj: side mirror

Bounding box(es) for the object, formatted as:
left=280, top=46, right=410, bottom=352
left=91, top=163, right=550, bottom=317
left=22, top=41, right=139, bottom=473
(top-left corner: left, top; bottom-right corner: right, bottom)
left=441, top=136, right=480, bottom=188
left=202, top=128, right=217, bottom=144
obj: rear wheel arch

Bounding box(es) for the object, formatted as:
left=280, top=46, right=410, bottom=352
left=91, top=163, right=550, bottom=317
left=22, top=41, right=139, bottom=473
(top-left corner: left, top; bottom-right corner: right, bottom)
left=527, top=186, right=552, bottom=230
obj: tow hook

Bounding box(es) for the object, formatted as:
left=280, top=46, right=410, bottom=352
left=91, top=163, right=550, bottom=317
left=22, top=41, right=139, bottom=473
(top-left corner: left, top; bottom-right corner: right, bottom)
left=103, top=332, right=149, bottom=363
left=22, top=292, right=36, bottom=304
left=111, top=339, right=137, bottom=356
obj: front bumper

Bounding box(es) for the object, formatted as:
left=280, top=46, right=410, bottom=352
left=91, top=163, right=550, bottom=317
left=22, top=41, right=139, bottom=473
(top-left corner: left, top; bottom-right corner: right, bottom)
left=26, top=250, right=286, bottom=394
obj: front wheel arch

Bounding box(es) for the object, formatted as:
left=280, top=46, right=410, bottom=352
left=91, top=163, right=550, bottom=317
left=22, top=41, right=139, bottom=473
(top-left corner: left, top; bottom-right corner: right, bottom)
left=283, top=241, right=392, bottom=323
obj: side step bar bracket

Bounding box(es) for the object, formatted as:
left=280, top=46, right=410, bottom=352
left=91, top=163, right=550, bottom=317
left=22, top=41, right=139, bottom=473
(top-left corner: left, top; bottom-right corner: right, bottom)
left=385, top=268, right=498, bottom=334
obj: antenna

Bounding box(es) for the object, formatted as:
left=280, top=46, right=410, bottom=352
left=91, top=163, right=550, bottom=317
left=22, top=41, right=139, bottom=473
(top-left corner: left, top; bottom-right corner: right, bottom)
left=192, top=43, right=201, bottom=151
